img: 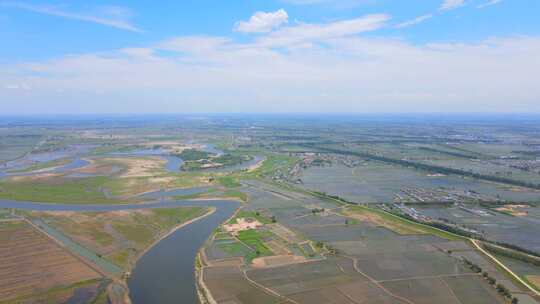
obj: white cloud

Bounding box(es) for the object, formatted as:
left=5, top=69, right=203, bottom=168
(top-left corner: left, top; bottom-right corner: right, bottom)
left=280, top=0, right=374, bottom=9
left=120, top=48, right=156, bottom=60
left=234, top=9, right=288, bottom=33
left=1, top=2, right=143, bottom=32
left=440, top=0, right=465, bottom=10
left=395, top=14, right=433, bottom=29
left=1, top=10, right=539, bottom=114
left=477, top=0, right=502, bottom=9
left=3, top=83, right=30, bottom=90
left=158, top=36, right=230, bottom=54
left=255, top=14, right=390, bottom=47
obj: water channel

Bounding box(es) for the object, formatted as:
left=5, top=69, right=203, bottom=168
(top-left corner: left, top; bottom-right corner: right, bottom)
left=0, top=198, right=239, bottom=304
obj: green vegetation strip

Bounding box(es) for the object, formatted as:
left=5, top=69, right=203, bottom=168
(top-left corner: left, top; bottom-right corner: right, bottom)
left=7, top=158, right=71, bottom=173
left=217, top=176, right=241, bottom=188
left=222, top=190, right=248, bottom=202
left=348, top=205, right=465, bottom=241
left=176, top=149, right=211, bottom=161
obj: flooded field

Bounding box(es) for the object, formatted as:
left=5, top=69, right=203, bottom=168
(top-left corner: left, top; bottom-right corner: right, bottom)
left=2, top=115, right=540, bottom=303
left=301, top=163, right=540, bottom=203
left=199, top=182, right=522, bottom=304
left=417, top=205, right=540, bottom=253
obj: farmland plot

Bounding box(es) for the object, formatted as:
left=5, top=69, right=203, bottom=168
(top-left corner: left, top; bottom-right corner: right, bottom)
left=0, top=221, right=102, bottom=303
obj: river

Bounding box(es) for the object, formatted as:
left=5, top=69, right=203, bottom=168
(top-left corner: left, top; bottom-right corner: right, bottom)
left=0, top=198, right=239, bottom=304
left=128, top=199, right=238, bottom=303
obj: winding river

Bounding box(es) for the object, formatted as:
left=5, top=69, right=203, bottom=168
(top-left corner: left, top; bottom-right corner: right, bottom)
left=0, top=145, right=258, bottom=303
left=0, top=198, right=239, bottom=304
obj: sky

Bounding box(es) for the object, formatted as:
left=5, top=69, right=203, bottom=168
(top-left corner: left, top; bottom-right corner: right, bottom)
left=1, top=0, right=539, bottom=114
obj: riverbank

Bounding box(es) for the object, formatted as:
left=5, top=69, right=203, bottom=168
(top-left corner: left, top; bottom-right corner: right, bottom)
left=0, top=197, right=239, bottom=304
left=194, top=203, right=244, bottom=304
left=123, top=207, right=217, bottom=302
left=127, top=199, right=240, bottom=304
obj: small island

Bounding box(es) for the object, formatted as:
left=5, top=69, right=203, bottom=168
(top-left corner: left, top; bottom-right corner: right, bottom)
left=177, top=149, right=252, bottom=171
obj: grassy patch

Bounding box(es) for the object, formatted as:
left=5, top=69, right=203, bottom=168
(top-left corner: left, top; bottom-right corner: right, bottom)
left=107, top=250, right=130, bottom=267
left=0, top=210, right=13, bottom=220
left=149, top=207, right=208, bottom=229
left=237, top=229, right=273, bottom=261
left=229, top=210, right=272, bottom=224
left=212, top=154, right=248, bottom=167
left=7, top=158, right=71, bottom=173
left=167, top=172, right=213, bottom=189
left=345, top=205, right=463, bottom=241
left=244, top=154, right=298, bottom=177
left=525, top=276, right=540, bottom=292
left=181, top=153, right=249, bottom=171
left=112, top=223, right=155, bottom=247
left=222, top=190, right=248, bottom=202
left=214, top=232, right=233, bottom=240
left=218, top=242, right=251, bottom=256
left=29, top=207, right=208, bottom=269
left=217, top=176, right=241, bottom=188
left=90, top=145, right=140, bottom=155
left=177, top=149, right=211, bottom=161
left=0, top=176, right=118, bottom=204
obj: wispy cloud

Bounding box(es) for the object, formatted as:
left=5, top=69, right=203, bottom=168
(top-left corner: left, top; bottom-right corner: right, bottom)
left=4, top=83, right=30, bottom=90
left=255, top=14, right=390, bottom=47
left=395, top=14, right=433, bottom=29
left=234, top=9, right=288, bottom=33
left=280, top=0, right=374, bottom=9
left=477, top=0, right=502, bottom=9
left=2, top=7, right=538, bottom=114
left=4, top=35, right=539, bottom=113
left=440, top=0, right=465, bottom=11
left=1, top=2, right=143, bottom=32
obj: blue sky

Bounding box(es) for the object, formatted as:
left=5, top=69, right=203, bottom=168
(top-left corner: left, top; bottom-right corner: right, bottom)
left=1, top=0, right=539, bottom=114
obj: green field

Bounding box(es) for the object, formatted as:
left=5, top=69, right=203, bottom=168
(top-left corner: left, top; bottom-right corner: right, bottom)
left=237, top=229, right=273, bottom=261
left=244, top=154, right=298, bottom=177
left=0, top=176, right=118, bottom=204
left=228, top=210, right=272, bottom=225
left=217, top=176, right=241, bottom=188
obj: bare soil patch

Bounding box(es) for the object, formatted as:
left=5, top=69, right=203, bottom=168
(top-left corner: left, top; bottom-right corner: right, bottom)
left=0, top=221, right=101, bottom=302
left=251, top=255, right=307, bottom=268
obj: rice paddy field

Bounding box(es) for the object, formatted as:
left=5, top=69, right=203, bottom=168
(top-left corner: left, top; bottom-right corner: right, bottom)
left=202, top=265, right=289, bottom=303
left=200, top=182, right=531, bottom=304
left=0, top=132, right=43, bottom=163
left=419, top=158, right=540, bottom=185
left=492, top=253, right=540, bottom=291
left=300, top=163, right=540, bottom=203
left=2, top=116, right=540, bottom=303
left=0, top=221, right=104, bottom=304
left=417, top=205, right=540, bottom=253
